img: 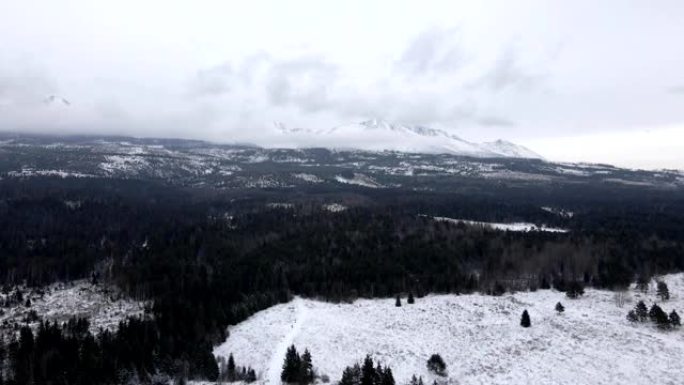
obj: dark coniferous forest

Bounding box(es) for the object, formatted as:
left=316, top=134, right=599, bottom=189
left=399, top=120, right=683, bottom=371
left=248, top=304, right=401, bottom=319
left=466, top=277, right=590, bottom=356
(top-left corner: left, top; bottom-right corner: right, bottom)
left=0, top=174, right=683, bottom=384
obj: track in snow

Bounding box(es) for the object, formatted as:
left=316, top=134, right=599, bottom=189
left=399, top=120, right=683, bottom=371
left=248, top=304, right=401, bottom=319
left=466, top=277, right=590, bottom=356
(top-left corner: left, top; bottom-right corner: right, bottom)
left=265, top=298, right=308, bottom=385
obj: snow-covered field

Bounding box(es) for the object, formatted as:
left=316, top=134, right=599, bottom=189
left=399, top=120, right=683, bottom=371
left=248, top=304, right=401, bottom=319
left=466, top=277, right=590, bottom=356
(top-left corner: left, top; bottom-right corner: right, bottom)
left=214, top=275, right=684, bottom=385
left=432, top=216, right=569, bottom=233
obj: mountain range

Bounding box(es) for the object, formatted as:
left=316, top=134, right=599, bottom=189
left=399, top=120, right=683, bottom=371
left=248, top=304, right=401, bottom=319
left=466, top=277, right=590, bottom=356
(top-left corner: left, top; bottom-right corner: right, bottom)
left=273, top=119, right=541, bottom=159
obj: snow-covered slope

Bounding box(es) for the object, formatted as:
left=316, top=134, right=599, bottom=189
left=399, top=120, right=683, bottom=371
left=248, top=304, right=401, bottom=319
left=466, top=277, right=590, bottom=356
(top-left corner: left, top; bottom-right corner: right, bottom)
left=214, top=274, right=684, bottom=385
left=274, top=119, right=541, bottom=159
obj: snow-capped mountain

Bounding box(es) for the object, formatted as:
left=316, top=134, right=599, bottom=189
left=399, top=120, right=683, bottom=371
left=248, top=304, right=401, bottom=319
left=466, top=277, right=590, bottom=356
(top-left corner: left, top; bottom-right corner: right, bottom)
left=273, top=119, right=541, bottom=159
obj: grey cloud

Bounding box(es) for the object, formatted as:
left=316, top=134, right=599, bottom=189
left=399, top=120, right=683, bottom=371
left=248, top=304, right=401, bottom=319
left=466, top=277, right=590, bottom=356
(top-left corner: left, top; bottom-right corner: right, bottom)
left=668, top=85, right=684, bottom=94
left=265, top=57, right=338, bottom=112
left=396, top=28, right=464, bottom=75
left=191, top=64, right=234, bottom=96
left=0, top=68, right=56, bottom=106
left=473, top=48, right=543, bottom=92
left=477, top=116, right=515, bottom=127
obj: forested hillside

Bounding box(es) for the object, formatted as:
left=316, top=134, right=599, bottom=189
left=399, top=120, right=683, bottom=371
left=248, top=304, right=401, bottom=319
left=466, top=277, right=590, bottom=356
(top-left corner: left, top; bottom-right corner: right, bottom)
left=0, top=175, right=683, bottom=384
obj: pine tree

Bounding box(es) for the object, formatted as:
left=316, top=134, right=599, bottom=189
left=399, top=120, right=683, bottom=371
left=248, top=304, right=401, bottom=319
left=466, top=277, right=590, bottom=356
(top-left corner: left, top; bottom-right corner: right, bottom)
left=381, top=367, right=395, bottom=385
left=374, top=363, right=383, bottom=385
left=281, top=345, right=301, bottom=383
left=635, top=301, right=648, bottom=322
left=626, top=310, right=638, bottom=322
left=361, top=355, right=376, bottom=385
left=395, top=295, right=401, bottom=307
left=649, top=304, right=670, bottom=329
left=657, top=282, right=670, bottom=301
left=669, top=310, right=681, bottom=327
left=426, top=354, right=446, bottom=376
left=407, top=292, right=415, bottom=304
left=247, top=368, right=257, bottom=383
left=409, top=375, right=419, bottom=385
left=565, top=281, right=585, bottom=299
left=636, top=276, right=649, bottom=293
left=520, top=310, right=531, bottom=328
left=555, top=302, right=564, bottom=314
left=300, top=349, right=314, bottom=385
left=227, top=353, right=236, bottom=381
left=340, top=366, right=357, bottom=385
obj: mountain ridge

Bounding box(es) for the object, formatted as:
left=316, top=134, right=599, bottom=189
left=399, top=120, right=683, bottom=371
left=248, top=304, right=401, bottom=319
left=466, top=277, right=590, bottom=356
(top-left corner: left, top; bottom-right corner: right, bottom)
left=273, top=119, right=542, bottom=159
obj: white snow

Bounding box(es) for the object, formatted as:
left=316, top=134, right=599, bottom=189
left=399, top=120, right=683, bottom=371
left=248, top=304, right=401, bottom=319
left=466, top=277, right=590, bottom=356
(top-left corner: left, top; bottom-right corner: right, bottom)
left=214, top=275, right=684, bottom=385
left=335, top=173, right=383, bottom=188
left=0, top=280, right=147, bottom=337
left=322, top=203, right=347, bottom=212
left=541, top=207, right=574, bottom=218
left=293, top=173, right=324, bottom=183
left=432, top=216, right=569, bottom=233
left=7, top=169, right=95, bottom=178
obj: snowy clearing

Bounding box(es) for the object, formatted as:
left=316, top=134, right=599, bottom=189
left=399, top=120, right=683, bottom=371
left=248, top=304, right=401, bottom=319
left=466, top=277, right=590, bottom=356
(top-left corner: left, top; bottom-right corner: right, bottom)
left=335, top=173, right=383, bottom=188
left=432, top=216, right=569, bottom=233
left=214, top=275, right=684, bottom=385
left=1, top=280, right=147, bottom=338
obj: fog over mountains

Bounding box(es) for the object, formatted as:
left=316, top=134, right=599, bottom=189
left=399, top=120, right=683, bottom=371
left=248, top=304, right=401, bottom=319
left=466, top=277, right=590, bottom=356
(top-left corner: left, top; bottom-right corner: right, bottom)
left=272, top=119, right=541, bottom=158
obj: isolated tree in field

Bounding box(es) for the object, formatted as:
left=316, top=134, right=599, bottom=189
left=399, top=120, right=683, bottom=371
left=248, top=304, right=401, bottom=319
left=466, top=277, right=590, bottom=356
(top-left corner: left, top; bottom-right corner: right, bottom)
left=227, top=353, right=236, bottom=381
left=408, top=291, right=415, bottom=304
left=300, top=349, right=314, bottom=384
left=657, top=282, right=670, bottom=301
left=281, top=345, right=301, bottom=383
left=555, top=302, right=565, bottom=314
left=670, top=310, right=681, bottom=327
left=426, top=354, right=447, bottom=376
left=409, top=375, right=424, bottom=385
left=635, top=301, right=648, bottom=322
left=395, top=295, right=401, bottom=307
left=520, top=310, right=531, bottom=327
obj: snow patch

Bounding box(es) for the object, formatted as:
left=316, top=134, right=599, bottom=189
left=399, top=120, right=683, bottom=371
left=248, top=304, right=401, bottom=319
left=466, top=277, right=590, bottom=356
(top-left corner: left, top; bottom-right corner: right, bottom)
left=433, top=216, right=569, bottom=233
left=214, top=274, right=684, bottom=385
left=335, top=173, right=383, bottom=188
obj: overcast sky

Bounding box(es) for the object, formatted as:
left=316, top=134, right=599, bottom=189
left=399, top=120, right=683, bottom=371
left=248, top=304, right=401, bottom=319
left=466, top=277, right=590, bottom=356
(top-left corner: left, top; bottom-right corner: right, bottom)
left=1, top=1, right=683, bottom=169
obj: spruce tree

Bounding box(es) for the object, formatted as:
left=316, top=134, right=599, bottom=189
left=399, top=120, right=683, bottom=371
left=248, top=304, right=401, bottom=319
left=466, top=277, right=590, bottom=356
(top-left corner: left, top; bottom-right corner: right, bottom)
left=247, top=368, right=257, bottom=383
left=520, top=310, right=531, bottom=328
left=636, top=276, right=649, bottom=293
left=649, top=304, right=670, bottom=329
left=300, top=349, right=314, bottom=385
left=565, top=281, right=585, bottom=299
left=555, top=302, right=564, bottom=314
left=395, top=295, right=401, bottom=307
left=657, top=282, right=670, bottom=301
left=340, top=366, right=357, bottom=385
left=409, top=375, right=419, bottom=385
left=670, top=310, right=681, bottom=327
left=281, top=345, right=301, bottom=383
left=381, top=367, right=395, bottom=385
left=361, top=355, right=376, bottom=385
left=408, top=292, right=415, bottom=304
left=374, top=363, right=383, bottom=385
left=626, top=310, right=638, bottom=322
left=426, top=354, right=446, bottom=376
left=227, top=353, right=236, bottom=381
left=635, top=301, right=648, bottom=322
